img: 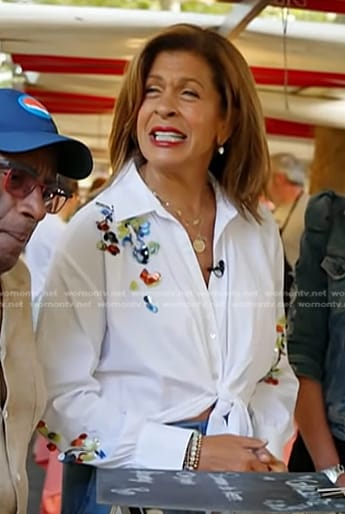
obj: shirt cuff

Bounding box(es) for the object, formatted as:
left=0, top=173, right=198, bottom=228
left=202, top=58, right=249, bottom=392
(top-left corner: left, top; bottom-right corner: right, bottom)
left=254, top=425, right=286, bottom=459
left=133, top=421, right=193, bottom=469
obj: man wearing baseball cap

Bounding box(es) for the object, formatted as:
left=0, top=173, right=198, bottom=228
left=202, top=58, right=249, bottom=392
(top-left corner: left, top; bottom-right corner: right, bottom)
left=0, top=88, right=92, bottom=514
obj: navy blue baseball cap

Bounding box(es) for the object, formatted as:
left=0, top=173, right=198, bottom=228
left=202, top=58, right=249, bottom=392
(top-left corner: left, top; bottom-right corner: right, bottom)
left=0, top=88, right=93, bottom=179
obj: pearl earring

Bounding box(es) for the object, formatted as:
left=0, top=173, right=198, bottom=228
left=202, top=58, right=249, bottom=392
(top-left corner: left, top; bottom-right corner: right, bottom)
left=218, top=145, right=224, bottom=155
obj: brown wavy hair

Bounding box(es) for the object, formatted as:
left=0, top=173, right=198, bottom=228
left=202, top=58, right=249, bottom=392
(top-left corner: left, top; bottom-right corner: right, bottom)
left=108, top=23, right=270, bottom=221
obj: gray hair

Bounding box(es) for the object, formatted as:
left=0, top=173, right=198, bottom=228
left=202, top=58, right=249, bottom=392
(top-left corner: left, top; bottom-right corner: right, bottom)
left=271, top=153, right=305, bottom=186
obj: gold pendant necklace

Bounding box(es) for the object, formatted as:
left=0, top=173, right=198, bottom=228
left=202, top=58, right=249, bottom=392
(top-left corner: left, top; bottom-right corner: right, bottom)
left=192, top=237, right=207, bottom=254
left=151, top=192, right=207, bottom=253
left=139, top=167, right=207, bottom=254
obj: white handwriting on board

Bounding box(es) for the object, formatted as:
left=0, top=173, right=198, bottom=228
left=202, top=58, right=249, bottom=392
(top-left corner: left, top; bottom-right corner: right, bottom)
left=172, top=472, right=197, bottom=485
left=263, top=499, right=307, bottom=511
left=263, top=475, right=336, bottom=511
left=208, top=473, right=243, bottom=502
left=110, top=487, right=150, bottom=496
left=129, top=471, right=164, bottom=484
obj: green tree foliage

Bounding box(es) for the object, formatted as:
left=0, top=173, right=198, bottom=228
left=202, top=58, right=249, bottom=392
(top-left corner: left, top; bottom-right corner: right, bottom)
left=181, top=1, right=231, bottom=14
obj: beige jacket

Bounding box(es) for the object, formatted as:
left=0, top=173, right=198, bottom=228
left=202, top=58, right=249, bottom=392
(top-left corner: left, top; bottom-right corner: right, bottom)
left=0, top=259, right=46, bottom=514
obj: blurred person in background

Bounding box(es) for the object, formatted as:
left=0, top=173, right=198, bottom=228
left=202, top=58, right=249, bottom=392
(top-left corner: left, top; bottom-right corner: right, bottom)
left=0, top=88, right=92, bottom=514
left=86, top=175, right=107, bottom=201
left=36, top=24, right=298, bottom=514
left=269, top=153, right=309, bottom=311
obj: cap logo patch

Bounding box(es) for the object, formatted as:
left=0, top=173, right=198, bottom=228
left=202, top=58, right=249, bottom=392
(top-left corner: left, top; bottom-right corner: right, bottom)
left=18, top=94, right=52, bottom=120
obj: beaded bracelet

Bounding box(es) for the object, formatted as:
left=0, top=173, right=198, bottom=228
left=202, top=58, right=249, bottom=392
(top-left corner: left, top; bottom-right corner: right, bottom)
left=183, top=430, right=203, bottom=471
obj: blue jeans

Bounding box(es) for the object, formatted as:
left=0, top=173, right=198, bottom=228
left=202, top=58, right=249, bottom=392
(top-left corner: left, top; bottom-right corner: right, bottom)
left=61, top=462, right=111, bottom=514
left=61, top=419, right=208, bottom=514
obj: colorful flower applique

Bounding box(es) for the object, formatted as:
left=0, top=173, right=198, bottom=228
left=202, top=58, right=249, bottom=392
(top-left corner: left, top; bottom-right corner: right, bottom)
left=125, top=221, right=163, bottom=310
left=261, top=317, right=287, bottom=385
left=95, top=202, right=120, bottom=256
left=148, top=241, right=160, bottom=255
left=140, top=268, right=161, bottom=287
left=95, top=206, right=162, bottom=313
left=37, top=420, right=61, bottom=452
left=117, top=217, right=162, bottom=312
left=37, top=420, right=106, bottom=464
left=118, top=217, right=153, bottom=265
left=143, top=294, right=159, bottom=313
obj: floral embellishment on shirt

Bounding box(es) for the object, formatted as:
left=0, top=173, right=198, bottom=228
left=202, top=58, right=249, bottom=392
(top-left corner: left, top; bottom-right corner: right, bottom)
left=261, top=318, right=287, bottom=385
left=118, top=217, right=161, bottom=264
left=118, top=218, right=151, bottom=264
left=144, top=294, right=158, bottom=313
left=140, top=268, right=161, bottom=287
left=148, top=241, right=160, bottom=255
left=60, top=433, right=106, bottom=464
left=37, top=420, right=106, bottom=463
left=37, top=420, right=61, bottom=452
left=118, top=219, right=162, bottom=311
left=96, top=202, right=120, bottom=256
left=94, top=206, right=162, bottom=312
left=118, top=217, right=148, bottom=241
left=130, top=280, right=139, bottom=291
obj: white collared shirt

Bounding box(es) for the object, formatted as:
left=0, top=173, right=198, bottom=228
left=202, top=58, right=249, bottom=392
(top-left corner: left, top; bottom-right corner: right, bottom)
left=24, top=213, right=66, bottom=326
left=36, top=160, right=298, bottom=469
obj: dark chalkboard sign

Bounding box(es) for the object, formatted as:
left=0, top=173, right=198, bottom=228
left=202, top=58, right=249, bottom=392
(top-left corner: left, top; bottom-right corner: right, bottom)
left=97, top=469, right=345, bottom=511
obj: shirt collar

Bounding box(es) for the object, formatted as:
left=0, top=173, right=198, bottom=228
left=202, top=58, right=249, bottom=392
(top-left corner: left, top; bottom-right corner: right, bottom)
left=97, top=159, right=238, bottom=226
left=97, top=160, right=161, bottom=222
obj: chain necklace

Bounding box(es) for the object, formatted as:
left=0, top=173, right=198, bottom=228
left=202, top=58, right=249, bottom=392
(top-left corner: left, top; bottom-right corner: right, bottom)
left=151, top=191, right=200, bottom=227
left=152, top=190, right=207, bottom=253
left=139, top=166, right=208, bottom=254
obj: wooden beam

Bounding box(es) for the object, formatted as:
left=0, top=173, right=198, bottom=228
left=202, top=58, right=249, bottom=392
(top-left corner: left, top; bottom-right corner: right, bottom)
left=218, top=0, right=271, bottom=39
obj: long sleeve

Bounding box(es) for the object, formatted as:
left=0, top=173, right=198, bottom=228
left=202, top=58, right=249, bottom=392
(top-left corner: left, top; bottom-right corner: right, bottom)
left=36, top=205, right=192, bottom=469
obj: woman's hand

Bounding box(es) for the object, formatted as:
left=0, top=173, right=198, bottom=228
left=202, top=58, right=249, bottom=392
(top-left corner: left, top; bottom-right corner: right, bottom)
left=254, top=446, right=287, bottom=472
left=198, top=434, right=274, bottom=472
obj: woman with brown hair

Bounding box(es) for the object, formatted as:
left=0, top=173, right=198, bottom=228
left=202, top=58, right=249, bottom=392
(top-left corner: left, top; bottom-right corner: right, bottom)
left=36, top=24, right=298, bottom=514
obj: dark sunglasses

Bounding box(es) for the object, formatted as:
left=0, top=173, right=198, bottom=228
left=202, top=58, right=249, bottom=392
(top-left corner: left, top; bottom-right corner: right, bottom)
left=0, top=156, right=73, bottom=214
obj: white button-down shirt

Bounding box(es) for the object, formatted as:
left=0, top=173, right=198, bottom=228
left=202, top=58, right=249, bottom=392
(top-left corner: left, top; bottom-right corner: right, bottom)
left=24, top=213, right=66, bottom=325
left=37, top=160, right=298, bottom=469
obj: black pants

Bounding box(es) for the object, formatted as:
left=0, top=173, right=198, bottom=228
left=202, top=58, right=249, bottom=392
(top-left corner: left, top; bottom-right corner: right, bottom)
left=289, top=432, right=345, bottom=471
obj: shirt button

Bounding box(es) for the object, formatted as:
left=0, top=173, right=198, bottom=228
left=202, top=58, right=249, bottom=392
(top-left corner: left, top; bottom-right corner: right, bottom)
left=3, top=409, right=8, bottom=420
left=16, top=473, right=21, bottom=482
left=210, top=332, right=217, bottom=340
